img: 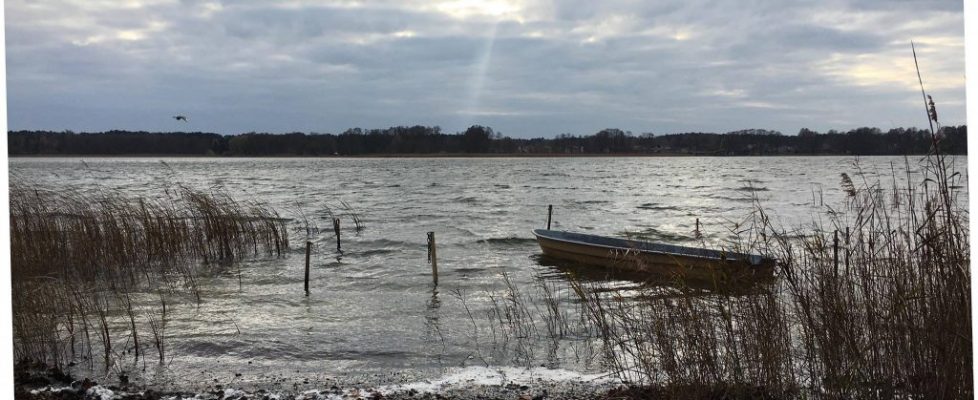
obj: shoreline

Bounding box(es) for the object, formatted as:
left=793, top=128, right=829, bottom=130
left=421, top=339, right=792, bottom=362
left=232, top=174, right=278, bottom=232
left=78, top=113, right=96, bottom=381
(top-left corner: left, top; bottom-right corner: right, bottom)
left=6, top=152, right=956, bottom=159
left=14, top=361, right=798, bottom=400
left=15, top=362, right=626, bottom=400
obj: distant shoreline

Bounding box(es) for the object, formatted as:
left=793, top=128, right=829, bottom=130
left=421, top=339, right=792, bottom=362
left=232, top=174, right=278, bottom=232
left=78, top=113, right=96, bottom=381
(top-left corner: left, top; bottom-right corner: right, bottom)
left=6, top=152, right=951, bottom=158
left=8, top=126, right=967, bottom=157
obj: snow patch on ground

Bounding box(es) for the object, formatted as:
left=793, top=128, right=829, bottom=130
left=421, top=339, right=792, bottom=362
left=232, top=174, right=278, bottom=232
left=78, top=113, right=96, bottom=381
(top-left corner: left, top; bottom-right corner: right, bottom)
left=87, top=385, right=115, bottom=400
left=377, top=366, right=618, bottom=395
left=221, top=366, right=616, bottom=399
left=62, top=366, right=616, bottom=400
left=223, top=388, right=247, bottom=399
left=30, top=386, right=73, bottom=394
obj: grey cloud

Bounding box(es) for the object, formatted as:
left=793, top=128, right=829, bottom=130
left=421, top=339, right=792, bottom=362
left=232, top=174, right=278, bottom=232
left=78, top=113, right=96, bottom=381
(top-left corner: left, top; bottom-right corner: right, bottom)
left=760, top=25, right=886, bottom=52
left=4, top=0, right=966, bottom=136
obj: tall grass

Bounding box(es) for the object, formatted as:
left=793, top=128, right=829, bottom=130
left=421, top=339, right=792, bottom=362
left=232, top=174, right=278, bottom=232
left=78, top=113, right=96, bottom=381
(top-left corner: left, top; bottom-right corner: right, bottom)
left=9, top=182, right=289, bottom=370
left=771, top=152, right=969, bottom=397
left=565, top=148, right=969, bottom=398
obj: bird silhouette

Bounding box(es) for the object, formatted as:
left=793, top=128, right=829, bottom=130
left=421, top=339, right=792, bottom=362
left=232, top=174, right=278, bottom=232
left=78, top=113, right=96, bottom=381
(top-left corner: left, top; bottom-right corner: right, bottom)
left=173, top=115, right=188, bottom=122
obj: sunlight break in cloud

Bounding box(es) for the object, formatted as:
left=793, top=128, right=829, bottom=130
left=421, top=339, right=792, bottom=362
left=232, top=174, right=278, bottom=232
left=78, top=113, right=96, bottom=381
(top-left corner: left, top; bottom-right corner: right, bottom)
left=435, top=0, right=520, bottom=20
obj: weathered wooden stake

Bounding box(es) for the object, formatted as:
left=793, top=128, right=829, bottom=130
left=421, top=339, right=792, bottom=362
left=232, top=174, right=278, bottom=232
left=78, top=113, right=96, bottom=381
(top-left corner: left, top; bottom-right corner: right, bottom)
left=833, top=230, right=839, bottom=276
left=844, top=227, right=850, bottom=274
left=696, top=218, right=700, bottom=232
left=547, top=205, right=553, bottom=230
left=304, top=241, right=311, bottom=296
left=333, top=218, right=341, bottom=252
left=427, top=232, right=438, bottom=286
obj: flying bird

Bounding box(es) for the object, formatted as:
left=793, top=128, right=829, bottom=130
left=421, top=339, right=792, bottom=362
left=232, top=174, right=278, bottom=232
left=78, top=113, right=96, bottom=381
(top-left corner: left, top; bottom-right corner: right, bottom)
left=173, top=115, right=188, bottom=122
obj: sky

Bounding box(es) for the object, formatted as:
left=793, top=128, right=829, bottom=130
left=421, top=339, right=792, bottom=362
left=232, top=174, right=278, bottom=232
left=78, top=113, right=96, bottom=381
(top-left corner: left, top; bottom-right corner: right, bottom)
left=4, top=0, right=967, bottom=138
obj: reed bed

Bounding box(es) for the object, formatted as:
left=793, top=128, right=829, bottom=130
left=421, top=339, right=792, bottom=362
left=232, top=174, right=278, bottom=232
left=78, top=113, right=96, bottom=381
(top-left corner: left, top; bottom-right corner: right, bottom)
left=563, top=150, right=969, bottom=398
left=445, top=148, right=968, bottom=398
left=9, top=182, right=289, bottom=370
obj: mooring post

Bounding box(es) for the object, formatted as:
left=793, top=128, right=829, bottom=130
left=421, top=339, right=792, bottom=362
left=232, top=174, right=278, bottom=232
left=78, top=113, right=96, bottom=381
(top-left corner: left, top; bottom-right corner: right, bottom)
left=304, top=241, right=311, bottom=296
left=844, top=227, right=850, bottom=274
left=547, top=205, right=553, bottom=230
left=833, top=230, right=839, bottom=276
left=333, top=218, right=341, bottom=252
left=427, top=232, right=438, bottom=286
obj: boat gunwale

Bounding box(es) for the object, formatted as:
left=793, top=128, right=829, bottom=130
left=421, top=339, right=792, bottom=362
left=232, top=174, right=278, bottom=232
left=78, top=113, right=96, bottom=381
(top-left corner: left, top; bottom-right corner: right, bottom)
left=532, top=229, right=771, bottom=266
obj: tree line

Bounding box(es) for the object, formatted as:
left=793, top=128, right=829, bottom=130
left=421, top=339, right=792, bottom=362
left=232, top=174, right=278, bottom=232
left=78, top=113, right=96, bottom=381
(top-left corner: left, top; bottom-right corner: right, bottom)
left=7, top=125, right=967, bottom=156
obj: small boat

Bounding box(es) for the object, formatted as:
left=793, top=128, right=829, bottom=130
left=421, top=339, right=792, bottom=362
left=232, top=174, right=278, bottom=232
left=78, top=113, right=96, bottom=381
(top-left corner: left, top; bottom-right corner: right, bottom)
left=532, top=229, right=775, bottom=283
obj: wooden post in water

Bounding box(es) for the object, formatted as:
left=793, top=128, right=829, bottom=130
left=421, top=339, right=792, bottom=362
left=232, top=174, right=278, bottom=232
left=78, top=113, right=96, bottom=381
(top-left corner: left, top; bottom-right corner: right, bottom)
left=844, top=227, right=850, bottom=274
left=547, top=205, right=553, bottom=230
left=333, top=218, right=341, bottom=252
left=304, top=241, right=311, bottom=296
left=833, top=230, right=839, bottom=276
left=427, top=232, right=438, bottom=286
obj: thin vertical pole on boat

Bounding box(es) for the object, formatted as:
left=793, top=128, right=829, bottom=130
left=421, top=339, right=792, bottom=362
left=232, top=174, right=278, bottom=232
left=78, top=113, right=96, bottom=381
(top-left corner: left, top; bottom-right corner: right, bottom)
left=547, top=205, right=553, bottom=230
left=304, top=241, right=311, bottom=296
left=333, top=218, right=341, bottom=252
left=427, top=232, right=438, bottom=286
left=833, top=230, right=839, bottom=276
left=696, top=218, right=700, bottom=232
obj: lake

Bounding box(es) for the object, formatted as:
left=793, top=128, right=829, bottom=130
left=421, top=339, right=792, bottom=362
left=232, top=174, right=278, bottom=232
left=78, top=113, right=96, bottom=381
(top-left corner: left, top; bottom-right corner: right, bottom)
left=8, top=155, right=968, bottom=392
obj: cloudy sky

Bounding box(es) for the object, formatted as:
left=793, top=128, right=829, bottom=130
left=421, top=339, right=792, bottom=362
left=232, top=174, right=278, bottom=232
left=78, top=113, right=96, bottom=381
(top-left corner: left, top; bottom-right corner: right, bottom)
left=5, top=0, right=966, bottom=137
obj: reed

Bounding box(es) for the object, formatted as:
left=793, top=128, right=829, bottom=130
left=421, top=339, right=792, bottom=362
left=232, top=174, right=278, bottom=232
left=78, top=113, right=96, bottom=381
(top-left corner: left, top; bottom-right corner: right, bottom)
left=340, top=200, right=365, bottom=233
left=9, top=182, right=289, bottom=370
left=769, top=151, right=970, bottom=397
left=562, top=146, right=969, bottom=398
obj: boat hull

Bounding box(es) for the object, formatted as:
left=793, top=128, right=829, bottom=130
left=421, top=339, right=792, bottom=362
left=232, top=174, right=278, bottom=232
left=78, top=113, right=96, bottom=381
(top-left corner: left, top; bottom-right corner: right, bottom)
left=534, top=230, right=774, bottom=283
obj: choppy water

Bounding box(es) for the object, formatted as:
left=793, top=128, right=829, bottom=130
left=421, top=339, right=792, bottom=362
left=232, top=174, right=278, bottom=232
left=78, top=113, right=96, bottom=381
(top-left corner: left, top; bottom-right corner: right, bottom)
left=9, top=156, right=968, bottom=391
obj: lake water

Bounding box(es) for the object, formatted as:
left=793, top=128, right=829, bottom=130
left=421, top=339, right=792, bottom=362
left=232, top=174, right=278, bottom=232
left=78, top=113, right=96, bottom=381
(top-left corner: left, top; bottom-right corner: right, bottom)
left=8, top=156, right=968, bottom=392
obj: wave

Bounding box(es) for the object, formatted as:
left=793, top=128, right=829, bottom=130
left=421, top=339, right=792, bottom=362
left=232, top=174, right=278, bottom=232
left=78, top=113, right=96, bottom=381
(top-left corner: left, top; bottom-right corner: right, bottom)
left=476, top=237, right=537, bottom=246
left=451, top=267, right=485, bottom=274
left=707, top=193, right=754, bottom=202
left=636, top=203, right=680, bottom=211
left=350, top=248, right=399, bottom=257
left=358, top=238, right=415, bottom=248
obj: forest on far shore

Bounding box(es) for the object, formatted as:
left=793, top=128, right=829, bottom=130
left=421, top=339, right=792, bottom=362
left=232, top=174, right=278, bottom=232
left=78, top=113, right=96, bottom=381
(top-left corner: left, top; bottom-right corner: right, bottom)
left=7, top=125, right=967, bottom=156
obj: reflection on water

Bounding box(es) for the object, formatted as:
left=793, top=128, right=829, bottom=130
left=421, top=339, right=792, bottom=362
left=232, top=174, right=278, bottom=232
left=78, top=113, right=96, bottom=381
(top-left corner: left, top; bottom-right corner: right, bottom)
left=8, top=156, right=967, bottom=388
